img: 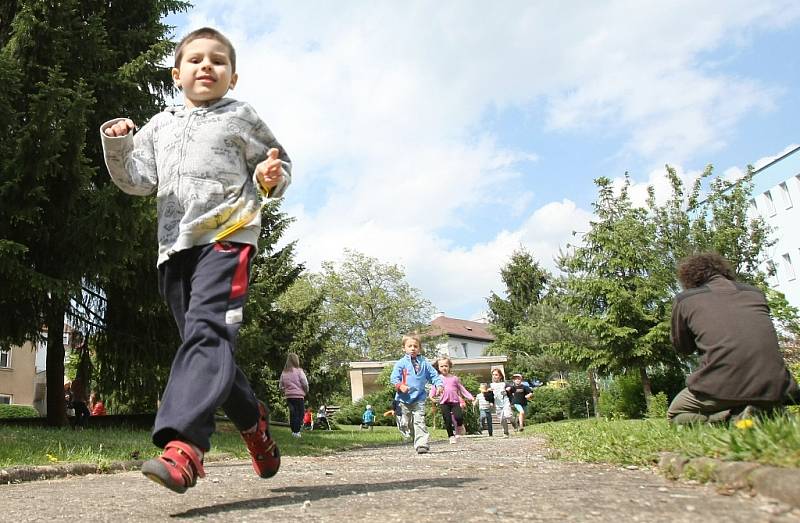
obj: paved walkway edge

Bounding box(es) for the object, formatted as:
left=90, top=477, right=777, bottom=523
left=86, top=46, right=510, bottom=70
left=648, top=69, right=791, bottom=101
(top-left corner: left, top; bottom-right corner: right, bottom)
left=658, top=452, right=800, bottom=509
left=0, top=460, right=143, bottom=484
left=0, top=453, right=236, bottom=484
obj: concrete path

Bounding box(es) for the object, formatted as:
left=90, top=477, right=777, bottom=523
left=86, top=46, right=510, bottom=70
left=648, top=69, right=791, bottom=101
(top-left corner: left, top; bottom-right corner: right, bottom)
left=2, top=435, right=798, bottom=522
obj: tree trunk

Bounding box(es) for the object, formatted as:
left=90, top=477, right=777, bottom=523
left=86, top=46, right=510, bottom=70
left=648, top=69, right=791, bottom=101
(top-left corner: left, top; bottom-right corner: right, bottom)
left=639, top=366, right=653, bottom=406
left=45, top=304, right=67, bottom=427
left=588, top=368, right=600, bottom=417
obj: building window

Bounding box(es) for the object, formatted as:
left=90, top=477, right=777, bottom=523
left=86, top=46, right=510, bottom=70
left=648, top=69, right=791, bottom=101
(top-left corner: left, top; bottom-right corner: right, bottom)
left=461, top=342, right=468, bottom=357
left=783, top=253, right=796, bottom=281
left=0, top=347, right=10, bottom=368
left=748, top=198, right=757, bottom=214
left=764, top=190, right=776, bottom=216
left=779, top=182, right=792, bottom=209
left=0, top=395, right=11, bottom=405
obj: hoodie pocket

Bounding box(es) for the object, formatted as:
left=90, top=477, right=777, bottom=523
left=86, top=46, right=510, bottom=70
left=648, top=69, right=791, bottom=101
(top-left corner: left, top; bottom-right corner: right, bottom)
left=178, top=175, right=227, bottom=228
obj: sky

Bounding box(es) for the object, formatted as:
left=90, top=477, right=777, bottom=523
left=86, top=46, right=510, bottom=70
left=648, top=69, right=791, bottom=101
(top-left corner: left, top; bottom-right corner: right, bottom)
left=166, top=1, right=800, bottom=320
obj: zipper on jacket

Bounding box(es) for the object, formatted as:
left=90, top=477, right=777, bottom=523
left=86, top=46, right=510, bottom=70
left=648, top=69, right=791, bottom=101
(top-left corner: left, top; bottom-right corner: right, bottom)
left=177, top=110, right=197, bottom=197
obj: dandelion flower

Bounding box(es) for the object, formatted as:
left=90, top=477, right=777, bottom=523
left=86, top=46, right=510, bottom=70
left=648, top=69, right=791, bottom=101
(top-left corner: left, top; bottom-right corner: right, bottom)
left=46, top=453, right=59, bottom=463
left=734, top=419, right=754, bottom=430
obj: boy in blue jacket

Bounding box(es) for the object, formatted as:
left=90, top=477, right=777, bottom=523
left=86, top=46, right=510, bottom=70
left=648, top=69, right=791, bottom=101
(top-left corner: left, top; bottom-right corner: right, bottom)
left=390, top=334, right=443, bottom=454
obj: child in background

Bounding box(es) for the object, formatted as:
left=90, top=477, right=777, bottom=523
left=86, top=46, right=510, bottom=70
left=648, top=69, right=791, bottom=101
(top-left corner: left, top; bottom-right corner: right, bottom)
left=302, top=408, right=314, bottom=430
left=279, top=353, right=309, bottom=438
left=102, top=27, right=290, bottom=493
left=317, top=405, right=331, bottom=431
left=361, top=404, right=375, bottom=430
left=430, top=357, right=474, bottom=444
left=489, top=368, right=515, bottom=437
left=473, top=383, right=494, bottom=436
left=390, top=334, right=443, bottom=454
left=509, top=373, right=534, bottom=431
left=90, top=392, right=108, bottom=416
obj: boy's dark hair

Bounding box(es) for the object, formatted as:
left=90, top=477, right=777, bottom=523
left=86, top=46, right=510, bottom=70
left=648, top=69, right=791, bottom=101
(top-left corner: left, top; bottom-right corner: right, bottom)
left=676, top=252, right=735, bottom=289
left=174, top=27, right=237, bottom=72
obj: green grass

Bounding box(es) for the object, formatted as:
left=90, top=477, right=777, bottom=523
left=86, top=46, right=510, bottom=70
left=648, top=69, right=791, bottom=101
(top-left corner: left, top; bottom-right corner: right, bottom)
left=0, top=423, right=424, bottom=468
left=528, top=414, right=800, bottom=469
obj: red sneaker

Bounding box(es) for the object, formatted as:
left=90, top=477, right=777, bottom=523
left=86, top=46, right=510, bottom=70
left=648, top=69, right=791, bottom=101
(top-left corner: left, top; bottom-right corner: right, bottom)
left=241, top=400, right=280, bottom=478
left=141, top=440, right=205, bottom=494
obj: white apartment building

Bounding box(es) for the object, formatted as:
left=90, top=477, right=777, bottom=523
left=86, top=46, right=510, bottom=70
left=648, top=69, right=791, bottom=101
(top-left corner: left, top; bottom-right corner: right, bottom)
left=747, top=146, right=800, bottom=308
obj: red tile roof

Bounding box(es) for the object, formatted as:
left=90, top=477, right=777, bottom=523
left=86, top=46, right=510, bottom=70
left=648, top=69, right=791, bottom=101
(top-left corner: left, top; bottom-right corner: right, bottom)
left=428, top=316, right=495, bottom=342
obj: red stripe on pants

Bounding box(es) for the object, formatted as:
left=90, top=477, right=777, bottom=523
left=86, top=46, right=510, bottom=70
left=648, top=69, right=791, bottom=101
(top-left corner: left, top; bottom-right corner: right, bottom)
left=229, top=244, right=252, bottom=300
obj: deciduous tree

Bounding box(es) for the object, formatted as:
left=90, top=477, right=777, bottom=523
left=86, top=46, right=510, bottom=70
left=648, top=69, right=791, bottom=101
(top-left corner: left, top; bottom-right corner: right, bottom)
left=317, top=250, right=434, bottom=362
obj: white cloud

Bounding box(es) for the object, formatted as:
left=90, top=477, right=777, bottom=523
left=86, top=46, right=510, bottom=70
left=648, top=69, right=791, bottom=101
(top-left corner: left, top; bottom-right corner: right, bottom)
left=171, top=1, right=799, bottom=317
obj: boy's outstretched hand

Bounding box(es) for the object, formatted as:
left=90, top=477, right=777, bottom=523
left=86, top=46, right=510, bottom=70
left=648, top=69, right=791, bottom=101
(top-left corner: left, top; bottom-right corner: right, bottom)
left=256, top=148, right=283, bottom=192
left=104, top=119, right=136, bottom=137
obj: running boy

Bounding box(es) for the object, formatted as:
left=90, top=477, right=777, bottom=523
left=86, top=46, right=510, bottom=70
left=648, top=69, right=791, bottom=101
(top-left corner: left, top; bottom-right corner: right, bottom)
left=100, top=27, right=290, bottom=493
left=509, top=373, right=534, bottom=431
left=390, top=334, right=443, bottom=454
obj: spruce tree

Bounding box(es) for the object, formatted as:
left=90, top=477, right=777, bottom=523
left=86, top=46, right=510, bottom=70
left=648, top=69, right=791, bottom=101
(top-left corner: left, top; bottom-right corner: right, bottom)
left=487, top=248, right=549, bottom=334
left=0, top=0, right=187, bottom=424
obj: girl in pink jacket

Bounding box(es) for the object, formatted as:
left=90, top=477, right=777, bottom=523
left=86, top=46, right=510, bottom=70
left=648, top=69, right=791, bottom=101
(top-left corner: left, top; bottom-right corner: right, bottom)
left=430, top=357, right=474, bottom=444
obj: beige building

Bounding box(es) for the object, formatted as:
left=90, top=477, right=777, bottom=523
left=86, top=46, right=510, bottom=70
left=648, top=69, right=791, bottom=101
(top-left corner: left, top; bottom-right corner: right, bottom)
left=1, top=326, right=75, bottom=414
left=0, top=341, right=38, bottom=407
left=348, top=315, right=507, bottom=401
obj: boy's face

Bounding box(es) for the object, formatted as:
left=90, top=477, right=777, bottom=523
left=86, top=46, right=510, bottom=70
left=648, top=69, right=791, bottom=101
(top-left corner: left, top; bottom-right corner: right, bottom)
left=403, top=339, right=420, bottom=356
left=172, top=37, right=238, bottom=108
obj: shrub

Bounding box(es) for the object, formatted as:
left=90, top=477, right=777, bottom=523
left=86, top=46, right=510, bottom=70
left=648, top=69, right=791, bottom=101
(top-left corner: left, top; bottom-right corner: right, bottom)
left=563, top=372, right=594, bottom=419
left=0, top=404, right=39, bottom=418
left=646, top=391, right=669, bottom=419
left=528, top=386, right=570, bottom=423
left=458, top=374, right=480, bottom=434
left=598, top=373, right=646, bottom=419
left=649, top=365, right=687, bottom=402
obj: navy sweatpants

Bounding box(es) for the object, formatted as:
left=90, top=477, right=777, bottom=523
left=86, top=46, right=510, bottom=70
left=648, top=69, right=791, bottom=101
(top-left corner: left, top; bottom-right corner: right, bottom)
left=153, top=241, right=260, bottom=451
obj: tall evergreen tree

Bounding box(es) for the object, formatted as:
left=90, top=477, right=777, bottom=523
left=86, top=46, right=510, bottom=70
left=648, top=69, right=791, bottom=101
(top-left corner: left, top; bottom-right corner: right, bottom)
left=558, top=176, right=675, bottom=401
left=0, top=0, right=187, bottom=424
left=487, top=248, right=549, bottom=334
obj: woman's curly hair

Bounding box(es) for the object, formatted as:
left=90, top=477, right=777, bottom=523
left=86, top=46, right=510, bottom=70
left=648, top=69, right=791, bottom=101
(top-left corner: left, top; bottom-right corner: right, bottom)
left=676, top=252, right=735, bottom=289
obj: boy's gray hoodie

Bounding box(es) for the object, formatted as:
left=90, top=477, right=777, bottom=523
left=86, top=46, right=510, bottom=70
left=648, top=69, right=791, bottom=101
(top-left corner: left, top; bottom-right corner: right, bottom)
left=100, top=98, right=291, bottom=266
